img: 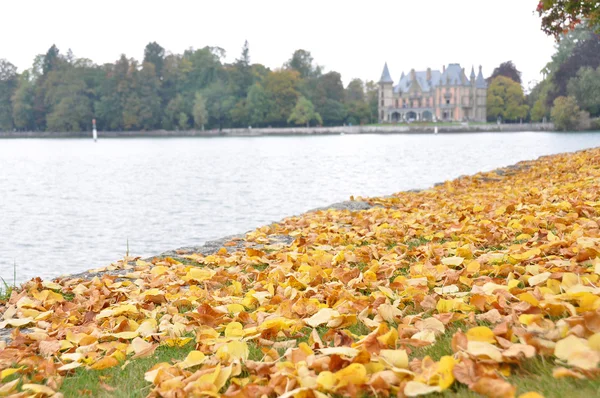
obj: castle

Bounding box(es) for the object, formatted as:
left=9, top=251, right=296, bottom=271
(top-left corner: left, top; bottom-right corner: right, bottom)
left=378, top=63, right=487, bottom=123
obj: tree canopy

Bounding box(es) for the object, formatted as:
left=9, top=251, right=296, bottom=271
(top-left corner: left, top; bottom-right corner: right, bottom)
left=486, top=76, right=529, bottom=122
left=537, top=0, right=600, bottom=38
left=488, top=61, right=522, bottom=84
left=0, top=44, right=378, bottom=132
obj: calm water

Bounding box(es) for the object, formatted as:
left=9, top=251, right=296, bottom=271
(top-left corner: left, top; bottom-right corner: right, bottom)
left=1, top=132, right=600, bottom=284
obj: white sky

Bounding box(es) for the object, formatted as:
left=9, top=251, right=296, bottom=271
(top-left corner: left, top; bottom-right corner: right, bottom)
left=2, top=0, right=556, bottom=91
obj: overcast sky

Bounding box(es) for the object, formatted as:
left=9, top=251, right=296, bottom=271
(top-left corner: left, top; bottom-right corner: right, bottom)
left=2, top=0, right=556, bottom=90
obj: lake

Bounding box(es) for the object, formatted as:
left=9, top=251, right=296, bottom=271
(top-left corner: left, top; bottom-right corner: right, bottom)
left=1, top=132, right=600, bottom=284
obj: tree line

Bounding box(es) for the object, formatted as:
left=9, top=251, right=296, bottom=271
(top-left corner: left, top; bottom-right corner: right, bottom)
left=484, top=24, right=600, bottom=131
left=0, top=43, right=379, bottom=132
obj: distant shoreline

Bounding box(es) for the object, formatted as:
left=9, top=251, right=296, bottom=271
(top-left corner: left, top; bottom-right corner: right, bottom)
left=0, top=123, right=556, bottom=138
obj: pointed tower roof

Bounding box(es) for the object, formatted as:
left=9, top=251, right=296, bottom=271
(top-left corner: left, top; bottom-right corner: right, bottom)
left=379, top=62, right=393, bottom=84
left=476, top=65, right=486, bottom=88
left=470, top=66, right=476, bottom=80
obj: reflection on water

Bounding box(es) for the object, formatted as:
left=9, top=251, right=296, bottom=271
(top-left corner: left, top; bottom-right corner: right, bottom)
left=1, top=132, right=600, bottom=283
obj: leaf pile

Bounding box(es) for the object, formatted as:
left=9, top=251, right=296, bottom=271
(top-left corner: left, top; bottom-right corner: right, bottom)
left=3, top=148, right=600, bottom=397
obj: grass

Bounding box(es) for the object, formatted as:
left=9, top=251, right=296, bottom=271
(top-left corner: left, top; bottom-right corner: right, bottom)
left=0, top=260, right=17, bottom=302
left=53, top=321, right=600, bottom=398
left=60, top=341, right=195, bottom=398
left=405, top=324, right=600, bottom=398
left=406, top=237, right=430, bottom=248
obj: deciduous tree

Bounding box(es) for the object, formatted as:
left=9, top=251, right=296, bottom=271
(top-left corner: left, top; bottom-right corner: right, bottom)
left=487, top=76, right=529, bottom=122
left=488, top=61, right=522, bottom=84
left=0, top=59, right=18, bottom=130
left=192, top=92, right=208, bottom=129
left=551, top=95, right=587, bottom=130
left=288, top=96, right=322, bottom=127
left=537, top=0, right=600, bottom=38
left=567, top=66, right=600, bottom=117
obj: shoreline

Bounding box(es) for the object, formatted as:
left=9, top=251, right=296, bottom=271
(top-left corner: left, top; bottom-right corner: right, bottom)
left=0, top=122, right=555, bottom=139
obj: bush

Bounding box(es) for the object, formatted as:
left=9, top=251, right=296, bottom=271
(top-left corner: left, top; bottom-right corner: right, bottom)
left=551, top=96, right=582, bottom=131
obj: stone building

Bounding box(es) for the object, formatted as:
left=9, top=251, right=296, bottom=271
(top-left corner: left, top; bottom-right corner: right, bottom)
left=378, top=63, right=487, bottom=123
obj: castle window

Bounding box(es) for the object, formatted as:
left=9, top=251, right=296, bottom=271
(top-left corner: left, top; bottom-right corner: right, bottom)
left=381, top=100, right=384, bottom=106
left=446, top=99, right=450, bottom=105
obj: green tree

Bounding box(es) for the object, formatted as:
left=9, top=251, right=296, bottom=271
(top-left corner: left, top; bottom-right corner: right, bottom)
left=528, top=79, right=552, bottom=122
left=192, top=92, right=208, bottom=129
left=46, top=95, right=92, bottom=132
left=548, top=30, right=600, bottom=104
left=311, top=72, right=346, bottom=125
left=136, top=62, right=162, bottom=130
left=537, top=1, right=600, bottom=38
left=263, top=69, right=300, bottom=126
left=246, top=83, right=272, bottom=127
left=567, top=66, right=600, bottom=117
left=203, top=79, right=235, bottom=130
left=231, top=40, right=253, bottom=98
left=11, top=72, right=35, bottom=131
left=164, top=94, right=187, bottom=130
left=345, top=79, right=370, bottom=125
left=288, top=96, right=322, bottom=127
left=365, top=81, right=379, bottom=123
left=0, top=59, right=18, bottom=130
left=551, top=95, right=585, bottom=130
left=486, top=76, right=529, bottom=122
left=488, top=61, right=522, bottom=84
left=143, top=42, right=165, bottom=78
left=285, top=49, right=320, bottom=79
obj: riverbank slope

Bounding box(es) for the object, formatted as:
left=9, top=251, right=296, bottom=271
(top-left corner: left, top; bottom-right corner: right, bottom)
left=0, top=122, right=554, bottom=138
left=1, top=147, right=600, bottom=397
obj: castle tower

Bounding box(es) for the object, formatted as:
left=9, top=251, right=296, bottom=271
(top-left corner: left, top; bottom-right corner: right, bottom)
left=378, top=63, right=394, bottom=123
left=475, top=65, right=488, bottom=122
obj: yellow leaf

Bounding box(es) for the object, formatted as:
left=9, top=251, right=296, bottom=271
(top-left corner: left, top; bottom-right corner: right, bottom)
left=528, top=272, right=551, bottom=286
left=335, top=363, right=367, bottom=388
left=41, top=281, right=62, bottom=290
left=216, top=340, right=249, bottom=362
left=150, top=266, right=169, bottom=277
left=178, top=350, right=206, bottom=369
left=319, top=347, right=359, bottom=357
left=466, top=260, right=481, bottom=273
left=441, top=257, right=464, bottom=267
left=21, top=384, right=55, bottom=396
left=518, top=392, right=544, bottom=398
left=224, top=322, right=244, bottom=338
left=0, top=379, right=19, bottom=395
left=90, top=356, right=120, bottom=370
left=378, top=349, right=409, bottom=369
left=128, top=337, right=153, bottom=355
left=0, top=317, right=34, bottom=328
left=588, top=333, right=600, bottom=351
left=466, top=341, right=502, bottom=362
left=316, top=371, right=336, bottom=390
left=437, top=356, right=456, bottom=390
left=466, top=326, right=496, bottom=344
left=0, top=368, right=21, bottom=381
left=110, top=331, right=139, bottom=340
left=404, top=381, right=442, bottom=397
left=183, top=267, right=216, bottom=282
left=304, top=308, right=339, bottom=328
left=510, top=248, right=541, bottom=261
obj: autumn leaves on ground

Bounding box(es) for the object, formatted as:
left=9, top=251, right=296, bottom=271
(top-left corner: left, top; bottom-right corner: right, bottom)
left=3, top=149, right=600, bottom=398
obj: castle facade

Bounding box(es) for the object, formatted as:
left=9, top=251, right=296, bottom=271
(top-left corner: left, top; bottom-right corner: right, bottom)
left=378, top=63, right=487, bottom=123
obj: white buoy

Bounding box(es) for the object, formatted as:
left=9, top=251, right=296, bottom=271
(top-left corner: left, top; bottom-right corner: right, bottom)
left=92, top=118, right=97, bottom=142
left=434, top=126, right=438, bottom=134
